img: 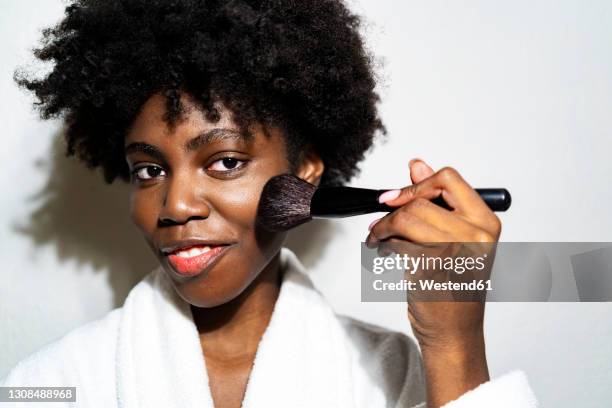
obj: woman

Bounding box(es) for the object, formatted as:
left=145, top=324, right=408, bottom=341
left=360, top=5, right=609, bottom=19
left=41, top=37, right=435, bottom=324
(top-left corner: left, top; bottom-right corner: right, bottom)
left=3, top=0, right=537, bottom=406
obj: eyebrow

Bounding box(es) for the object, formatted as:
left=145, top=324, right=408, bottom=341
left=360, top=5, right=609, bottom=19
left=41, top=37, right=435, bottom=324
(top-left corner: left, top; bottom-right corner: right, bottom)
left=124, top=128, right=251, bottom=159
left=183, top=128, right=250, bottom=152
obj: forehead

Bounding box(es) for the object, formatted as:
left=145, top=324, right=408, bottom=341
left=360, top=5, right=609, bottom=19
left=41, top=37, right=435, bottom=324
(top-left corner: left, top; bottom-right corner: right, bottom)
left=125, top=93, right=243, bottom=144
left=123, top=92, right=290, bottom=163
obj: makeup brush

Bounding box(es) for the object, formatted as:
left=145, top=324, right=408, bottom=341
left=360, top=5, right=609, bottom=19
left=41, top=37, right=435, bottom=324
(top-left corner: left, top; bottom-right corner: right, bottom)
left=256, top=174, right=511, bottom=232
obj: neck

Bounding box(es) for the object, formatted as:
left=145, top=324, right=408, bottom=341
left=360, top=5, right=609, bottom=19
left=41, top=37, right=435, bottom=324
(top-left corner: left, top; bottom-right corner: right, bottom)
left=191, top=252, right=283, bottom=362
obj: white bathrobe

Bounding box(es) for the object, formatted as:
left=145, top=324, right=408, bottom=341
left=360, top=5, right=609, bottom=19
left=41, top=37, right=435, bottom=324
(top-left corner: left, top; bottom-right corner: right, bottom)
left=1, top=247, right=538, bottom=407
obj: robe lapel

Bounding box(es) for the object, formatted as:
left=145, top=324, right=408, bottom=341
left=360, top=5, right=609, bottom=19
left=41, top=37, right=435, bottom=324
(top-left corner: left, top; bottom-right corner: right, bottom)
left=241, top=248, right=355, bottom=408
left=116, top=247, right=354, bottom=408
left=116, top=268, right=213, bottom=408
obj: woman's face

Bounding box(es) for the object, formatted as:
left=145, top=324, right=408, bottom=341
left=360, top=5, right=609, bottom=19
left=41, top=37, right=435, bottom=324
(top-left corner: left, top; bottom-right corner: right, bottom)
left=124, top=92, right=322, bottom=307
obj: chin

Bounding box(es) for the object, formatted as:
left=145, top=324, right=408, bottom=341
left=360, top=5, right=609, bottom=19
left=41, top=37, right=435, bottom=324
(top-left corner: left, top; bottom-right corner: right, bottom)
left=166, top=265, right=259, bottom=309
left=177, top=289, right=240, bottom=309
left=158, top=237, right=286, bottom=309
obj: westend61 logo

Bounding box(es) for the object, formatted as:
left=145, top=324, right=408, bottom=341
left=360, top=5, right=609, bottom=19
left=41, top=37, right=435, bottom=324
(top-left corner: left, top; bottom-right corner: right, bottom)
left=361, top=242, right=612, bottom=302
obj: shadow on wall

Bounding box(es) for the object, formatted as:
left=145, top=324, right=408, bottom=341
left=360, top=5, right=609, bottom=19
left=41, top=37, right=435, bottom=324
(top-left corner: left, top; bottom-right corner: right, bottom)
left=285, top=218, right=340, bottom=271
left=14, top=133, right=158, bottom=308
left=13, top=132, right=339, bottom=307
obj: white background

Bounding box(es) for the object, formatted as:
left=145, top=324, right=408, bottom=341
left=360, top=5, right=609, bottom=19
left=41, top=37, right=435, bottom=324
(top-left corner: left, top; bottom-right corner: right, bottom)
left=1, top=1, right=611, bottom=406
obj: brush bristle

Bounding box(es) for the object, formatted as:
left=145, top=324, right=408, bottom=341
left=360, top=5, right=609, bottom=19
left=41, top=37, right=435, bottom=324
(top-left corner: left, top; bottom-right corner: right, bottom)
left=256, top=174, right=317, bottom=231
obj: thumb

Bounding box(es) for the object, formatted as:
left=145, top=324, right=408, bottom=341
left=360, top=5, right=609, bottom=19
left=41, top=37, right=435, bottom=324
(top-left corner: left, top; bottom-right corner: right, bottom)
left=409, top=158, right=435, bottom=184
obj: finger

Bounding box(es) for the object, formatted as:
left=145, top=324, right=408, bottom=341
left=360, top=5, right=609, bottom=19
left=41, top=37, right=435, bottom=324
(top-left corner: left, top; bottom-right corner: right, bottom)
left=377, top=159, right=435, bottom=204
left=409, top=158, right=435, bottom=185
left=395, top=197, right=496, bottom=243
left=368, top=210, right=454, bottom=243
left=381, top=166, right=491, bottom=219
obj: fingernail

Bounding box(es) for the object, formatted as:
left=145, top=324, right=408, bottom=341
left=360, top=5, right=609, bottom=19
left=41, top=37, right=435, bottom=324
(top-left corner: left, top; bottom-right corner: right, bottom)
left=368, top=217, right=382, bottom=230
left=410, top=158, right=427, bottom=169
left=409, top=158, right=423, bottom=167
left=378, top=189, right=401, bottom=203
left=414, top=161, right=429, bottom=173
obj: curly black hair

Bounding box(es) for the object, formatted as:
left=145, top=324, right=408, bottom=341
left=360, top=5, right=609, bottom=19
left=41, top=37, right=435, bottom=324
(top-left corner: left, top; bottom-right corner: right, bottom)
left=15, top=0, right=386, bottom=186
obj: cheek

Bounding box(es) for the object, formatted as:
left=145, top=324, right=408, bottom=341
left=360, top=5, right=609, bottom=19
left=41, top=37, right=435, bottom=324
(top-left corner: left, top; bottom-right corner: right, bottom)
left=212, top=140, right=292, bottom=228
left=210, top=177, right=262, bottom=230
left=209, top=168, right=286, bottom=260
left=129, top=189, right=160, bottom=238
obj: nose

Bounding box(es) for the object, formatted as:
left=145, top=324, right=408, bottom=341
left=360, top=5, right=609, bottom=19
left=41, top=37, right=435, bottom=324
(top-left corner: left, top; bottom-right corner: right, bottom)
left=158, top=176, right=210, bottom=226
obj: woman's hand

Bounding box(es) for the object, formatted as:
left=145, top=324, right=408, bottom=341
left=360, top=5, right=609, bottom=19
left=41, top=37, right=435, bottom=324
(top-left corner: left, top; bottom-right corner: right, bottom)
left=365, top=159, right=501, bottom=408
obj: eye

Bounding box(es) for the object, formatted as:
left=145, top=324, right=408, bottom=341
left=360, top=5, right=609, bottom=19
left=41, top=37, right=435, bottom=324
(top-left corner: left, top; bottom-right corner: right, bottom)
left=208, top=157, right=246, bottom=172
left=132, top=165, right=166, bottom=181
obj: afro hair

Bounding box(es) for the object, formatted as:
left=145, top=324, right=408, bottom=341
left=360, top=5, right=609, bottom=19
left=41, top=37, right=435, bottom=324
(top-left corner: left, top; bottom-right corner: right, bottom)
left=15, top=0, right=386, bottom=186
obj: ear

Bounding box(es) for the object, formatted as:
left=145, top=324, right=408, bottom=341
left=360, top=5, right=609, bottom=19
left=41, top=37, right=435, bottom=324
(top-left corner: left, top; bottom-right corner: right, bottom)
left=295, top=146, right=325, bottom=187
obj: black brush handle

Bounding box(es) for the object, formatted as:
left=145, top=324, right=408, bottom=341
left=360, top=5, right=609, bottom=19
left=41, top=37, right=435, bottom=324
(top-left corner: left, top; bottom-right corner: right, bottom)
left=311, top=186, right=511, bottom=218
left=424, top=189, right=512, bottom=212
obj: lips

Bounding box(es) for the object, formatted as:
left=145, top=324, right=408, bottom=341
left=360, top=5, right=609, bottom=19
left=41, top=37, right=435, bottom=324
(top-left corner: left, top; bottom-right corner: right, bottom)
left=161, top=241, right=232, bottom=277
